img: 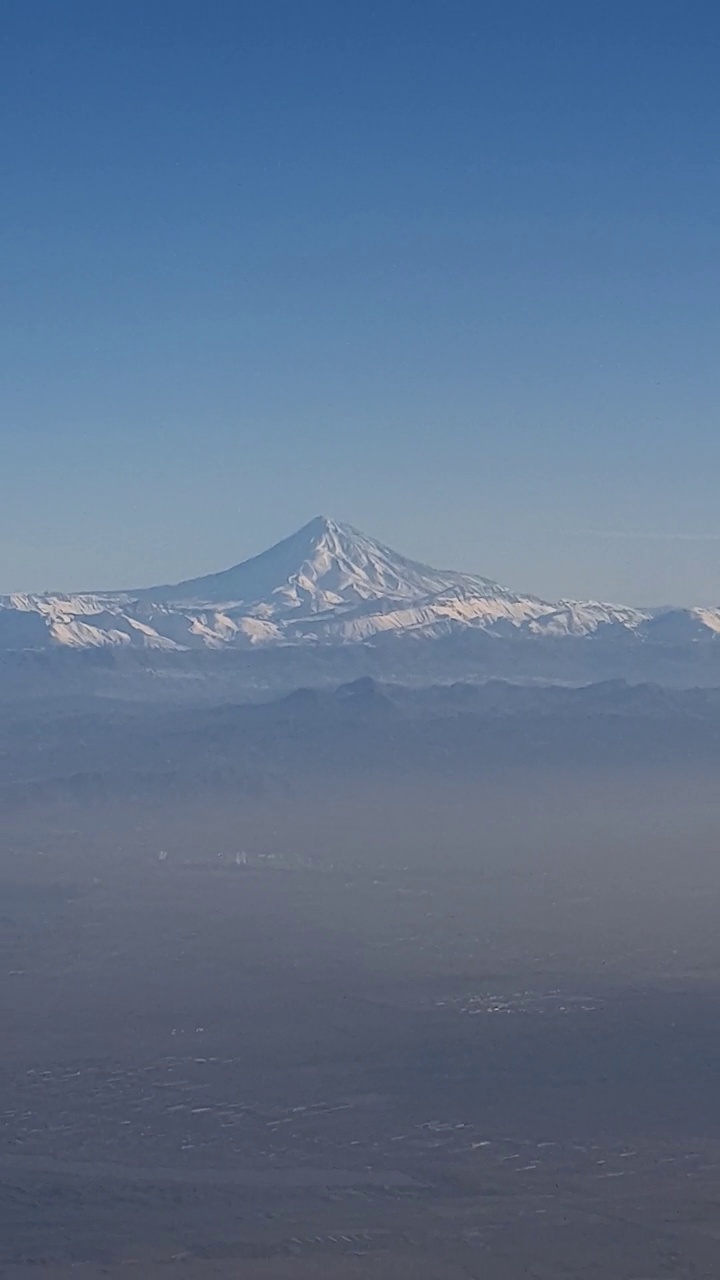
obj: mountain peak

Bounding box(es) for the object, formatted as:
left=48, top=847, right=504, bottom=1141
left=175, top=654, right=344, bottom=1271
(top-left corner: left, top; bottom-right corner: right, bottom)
left=137, top=516, right=511, bottom=613
left=293, top=514, right=355, bottom=546
left=301, top=514, right=341, bottom=534
left=295, top=514, right=368, bottom=549
left=0, top=515, right=671, bottom=653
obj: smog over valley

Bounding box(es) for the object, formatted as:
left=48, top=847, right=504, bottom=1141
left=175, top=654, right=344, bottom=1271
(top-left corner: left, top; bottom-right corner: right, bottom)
left=5, top=517, right=720, bottom=1277
left=4, top=3, right=720, bottom=1277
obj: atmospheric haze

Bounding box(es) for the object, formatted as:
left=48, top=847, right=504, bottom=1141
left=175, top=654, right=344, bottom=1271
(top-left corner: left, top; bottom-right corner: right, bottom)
left=4, top=3, right=720, bottom=1278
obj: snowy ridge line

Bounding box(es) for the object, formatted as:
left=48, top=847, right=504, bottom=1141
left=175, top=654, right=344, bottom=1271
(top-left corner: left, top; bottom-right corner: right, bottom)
left=0, top=516, right=715, bottom=651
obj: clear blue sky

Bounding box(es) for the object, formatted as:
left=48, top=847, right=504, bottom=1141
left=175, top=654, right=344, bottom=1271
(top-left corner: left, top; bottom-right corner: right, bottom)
left=2, top=1, right=719, bottom=604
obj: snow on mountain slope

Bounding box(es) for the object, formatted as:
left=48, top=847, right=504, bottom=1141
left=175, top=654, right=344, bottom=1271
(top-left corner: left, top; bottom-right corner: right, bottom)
left=0, top=516, right=714, bottom=652
left=137, top=516, right=519, bottom=611
left=137, top=516, right=555, bottom=645
left=638, top=607, right=720, bottom=643
left=0, top=593, right=183, bottom=650
left=524, top=601, right=649, bottom=638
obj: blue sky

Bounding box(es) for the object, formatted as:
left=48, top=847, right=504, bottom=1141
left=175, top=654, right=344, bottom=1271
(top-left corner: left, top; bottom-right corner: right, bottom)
left=2, top=1, right=719, bottom=603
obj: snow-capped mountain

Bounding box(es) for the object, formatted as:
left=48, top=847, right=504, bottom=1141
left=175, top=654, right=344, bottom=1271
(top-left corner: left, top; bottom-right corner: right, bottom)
left=139, top=516, right=508, bottom=608
left=0, top=516, right=712, bottom=653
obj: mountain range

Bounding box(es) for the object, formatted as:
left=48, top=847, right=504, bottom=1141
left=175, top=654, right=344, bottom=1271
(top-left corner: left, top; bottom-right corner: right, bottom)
left=8, top=676, right=720, bottom=807
left=2, top=515, right=720, bottom=654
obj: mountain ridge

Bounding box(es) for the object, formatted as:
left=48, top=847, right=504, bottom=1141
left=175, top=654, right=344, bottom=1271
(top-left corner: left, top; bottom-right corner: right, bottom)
left=1, top=515, right=719, bottom=654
